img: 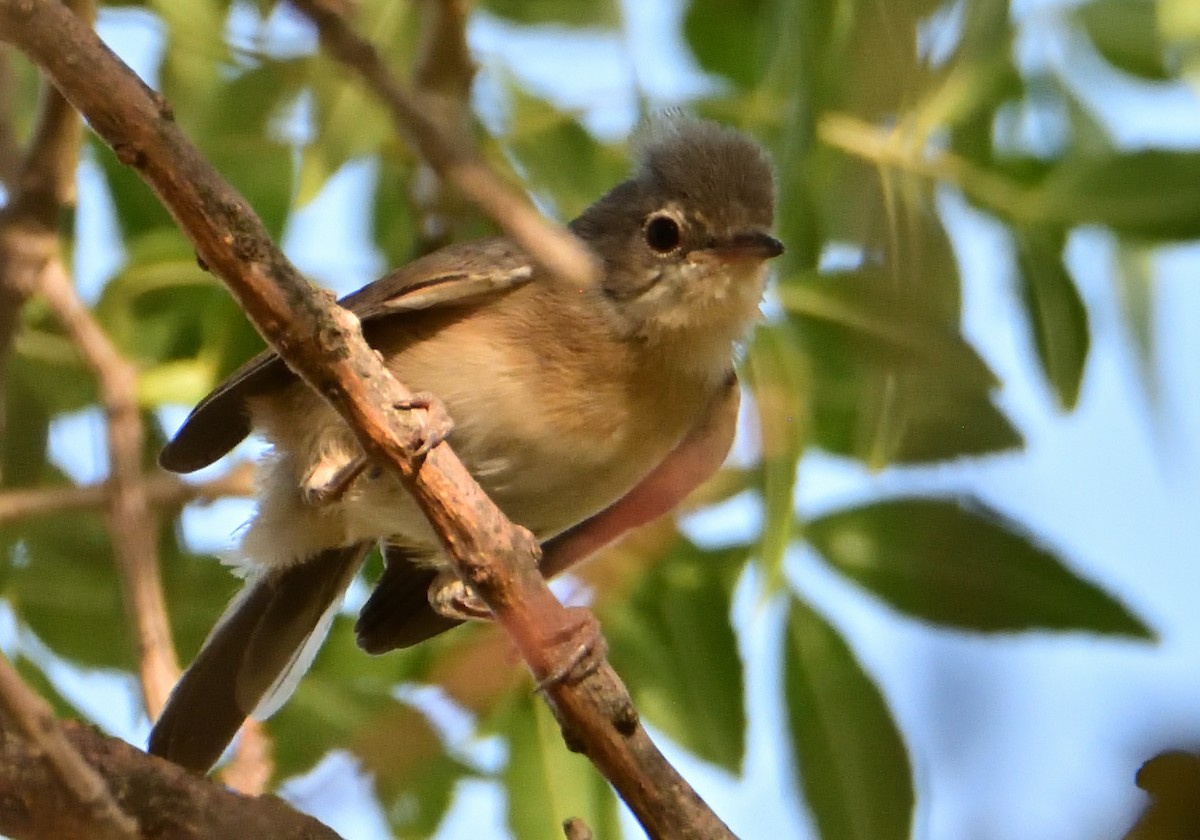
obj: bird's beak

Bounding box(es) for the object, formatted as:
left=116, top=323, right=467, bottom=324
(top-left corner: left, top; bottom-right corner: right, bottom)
left=707, top=231, right=785, bottom=262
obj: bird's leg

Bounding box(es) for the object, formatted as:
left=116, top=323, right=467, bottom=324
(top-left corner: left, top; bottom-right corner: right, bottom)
left=427, top=568, right=493, bottom=622
left=302, top=453, right=370, bottom=506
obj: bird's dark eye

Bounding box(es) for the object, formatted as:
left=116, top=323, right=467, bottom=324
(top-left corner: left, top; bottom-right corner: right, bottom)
left=644, top=214, right=682, bottom=254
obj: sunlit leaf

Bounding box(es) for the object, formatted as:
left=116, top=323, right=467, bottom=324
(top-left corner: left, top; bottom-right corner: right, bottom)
left=784, top=596, right=914, bottom=840
left=806, top=497, right=1153, bottom=637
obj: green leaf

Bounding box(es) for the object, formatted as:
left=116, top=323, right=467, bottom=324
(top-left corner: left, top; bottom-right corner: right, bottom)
left=744, top=323, right=808, bottom=590
left=478, top=0, right=618, bottom=26
left=270, top=615, right=426, bottom=779
left=1077, top=0, right=1173, bottom=80
left=785, top=272, right=1022, bottom=465
left=353, top=700, right=472, bottom=838
left=784, top=596, right=914, bottom=840
left=779, top=272, right=995, bottom=389
left=1, top=374, right=51, bottom=487
left=806, top=497, right=1153, bottom=637
left=1026, top=151, right=1200, bottom=240
left=501, top=86, right=626, bottom=222
left=684, top=0, right=769, bottom=87
left=2, top=509, right=132, bottom=670
left=501, top=692, right=621, bottom=840
left=601, top=540, right=747, bottom=771
left=1015, top=228, right=1090, bottom=409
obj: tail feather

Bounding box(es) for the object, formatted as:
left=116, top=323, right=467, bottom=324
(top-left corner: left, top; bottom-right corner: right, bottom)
left=148, top=544, right=370, bottom=772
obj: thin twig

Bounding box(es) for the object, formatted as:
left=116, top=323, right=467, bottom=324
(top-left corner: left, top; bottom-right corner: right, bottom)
left=288, top=0, right=600, bottom=290
left=818, top=112, right=1028, bottom=219
left=0, top=0, right=95, bottom=482
left=0, top=45, right=21, bottom=185
left=407, top=0, right=474, bottom=252
left=0, top=652, right=139, bottom=840
left=219, top=719, right=273, bottom=796
left=0, top=461, right=255, bottom=524
left=37, top=259, right=179, bottom=718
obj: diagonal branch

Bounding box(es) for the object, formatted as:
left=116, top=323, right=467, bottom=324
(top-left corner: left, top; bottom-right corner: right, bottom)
left=36, top=259, right=179, bottom=719
left=288, top=0, right=600, bottom=289
left=0, top=652, right=139, bottom=840
left=0, top=2, right=736, bottom=836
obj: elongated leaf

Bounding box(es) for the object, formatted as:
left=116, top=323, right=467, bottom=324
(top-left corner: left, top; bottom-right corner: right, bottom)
left=1015, top=228, right=1090, bottom=409
left=501, top=692, right=621, bottom=840
left=788, top=272, right=1021, bottom=465
left=807, top=497, right=1153, bottom=637
left=601, top=540, right=746, bottom=771
left=744, top=322, right=808, bottom=591
left=1026, top=151, right=1200, bottom=240
left=784, top=596, right=914, bottom=840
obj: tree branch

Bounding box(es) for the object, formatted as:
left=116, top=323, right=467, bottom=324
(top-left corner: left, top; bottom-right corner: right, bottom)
left=288, top=0, right=601, bottom=289
left=0, top=652, right=139, bottom=840
left=0, top=462, right=255, bottom=525
left=0, top=693, right=344, bottom=839
left=35, top=258, right=179, bottom=720
left=0, top=3, right=736, bottom=836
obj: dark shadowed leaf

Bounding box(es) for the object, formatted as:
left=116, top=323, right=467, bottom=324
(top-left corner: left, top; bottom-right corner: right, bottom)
left=601, top=540, right=746, bottom=771
left=807, top=497, right=1153, bottom=637
left=784, top=596, right=914, bottom=840
left=1, top=375, right=51, bottom=487
left=501, top=692, right=622, bottom=840
left=1015, top=227, right=1090, bottom=409
left=684, top=0, right=768, bottom=88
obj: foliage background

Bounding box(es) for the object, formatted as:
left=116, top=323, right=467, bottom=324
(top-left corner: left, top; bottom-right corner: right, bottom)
left=3, top=0, right=1200, bottom=838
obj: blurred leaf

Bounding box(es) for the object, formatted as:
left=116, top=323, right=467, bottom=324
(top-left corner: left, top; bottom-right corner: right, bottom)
left=2, top=510, right=131, bottom=669
left=271, top=615, right=425, bottom=778
left=1026, top=151, right=1200, bottom=240
left=780, top=272, right=994, bottom=388
left=501, top=692, right=621, bottom=840
left=684, top=0, right=768, bottom=87
left=785, top=272, right=1021, bottom=465
left=1015, top=227, right=1090, bottom=409
left=478, top=0, right=618, bottom=26
left=601, top=540, right=746, bottom=771
left=13, top=655, right=86, bottom=722
left=1, top=375, right=51, bottom=487
left=372, top=152, right=419, bottom=267
left=502, top=86, right=626, bottom=221
left=807, top=497, right=1153, bottom=637
left=744, top=322, right=808, bottom=590
left=352, top=700, right=472, bottom=838
left=1077, top=0, right=1173, bottom=80
left=784, top=596, right=914, bottom=840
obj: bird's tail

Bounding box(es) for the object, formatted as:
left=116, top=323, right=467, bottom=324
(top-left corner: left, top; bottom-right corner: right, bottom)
left=148, top=543, right=371, bottom=772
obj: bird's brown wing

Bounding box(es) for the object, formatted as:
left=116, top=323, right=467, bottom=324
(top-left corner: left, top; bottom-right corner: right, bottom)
left=353, top=374, right=741, bottom=652
left=158, top=238, right=533, bottom=473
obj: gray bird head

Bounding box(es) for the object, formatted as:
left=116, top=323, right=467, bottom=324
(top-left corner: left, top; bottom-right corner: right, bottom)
left=571, top=114, right=783, bottom=359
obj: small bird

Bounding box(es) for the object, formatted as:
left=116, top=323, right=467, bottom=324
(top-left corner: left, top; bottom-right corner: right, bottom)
left=148, top=115, right=783, bottom=772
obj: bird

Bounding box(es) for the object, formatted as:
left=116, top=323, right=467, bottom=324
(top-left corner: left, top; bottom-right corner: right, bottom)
left=147, top=114, right=783, bottom=772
